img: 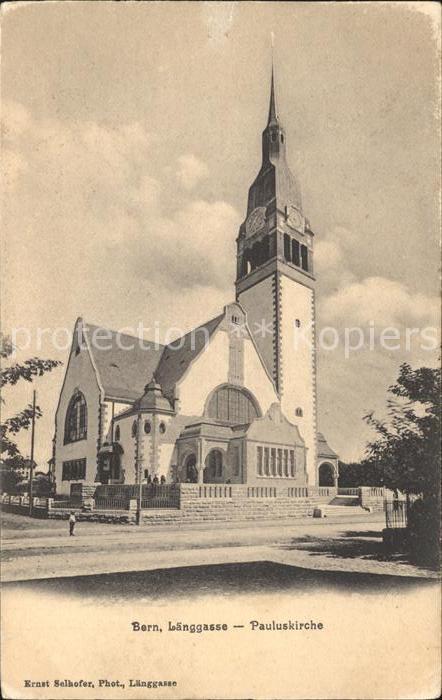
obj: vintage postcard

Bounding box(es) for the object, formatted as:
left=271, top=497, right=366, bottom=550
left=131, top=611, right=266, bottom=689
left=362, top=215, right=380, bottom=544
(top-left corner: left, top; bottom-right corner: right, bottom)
left=1, top=1, right=440, bottom=699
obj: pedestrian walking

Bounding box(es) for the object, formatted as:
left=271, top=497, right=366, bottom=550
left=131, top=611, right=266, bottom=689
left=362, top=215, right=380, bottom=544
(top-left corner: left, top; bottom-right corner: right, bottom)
left=69, top=511, right=76, bottom=536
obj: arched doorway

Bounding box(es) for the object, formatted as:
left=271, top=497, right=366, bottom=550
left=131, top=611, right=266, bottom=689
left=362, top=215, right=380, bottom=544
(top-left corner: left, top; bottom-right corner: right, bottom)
left=203, top=449, right=223, bottom=483
left=184, top=454, right=198, bottom=483
left=318, top=462, right=335, bottom=487
left=97, top=443, right=124, bottom=484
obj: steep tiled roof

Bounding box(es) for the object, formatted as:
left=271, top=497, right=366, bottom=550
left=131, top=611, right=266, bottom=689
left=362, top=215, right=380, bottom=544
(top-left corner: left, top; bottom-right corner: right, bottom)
left=317, top=432, right=339, bottom=459
left=84, top=323, right=164, bottom=401
left=154, top=314, right=224, bottom=398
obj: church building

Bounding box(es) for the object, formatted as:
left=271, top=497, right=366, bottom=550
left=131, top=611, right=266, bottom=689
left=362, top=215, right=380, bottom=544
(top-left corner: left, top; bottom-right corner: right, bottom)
left=53, top=66, right=339, bottom=496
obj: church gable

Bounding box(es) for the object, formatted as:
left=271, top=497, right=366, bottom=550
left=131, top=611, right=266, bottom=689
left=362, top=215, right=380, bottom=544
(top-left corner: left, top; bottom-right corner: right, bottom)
left=163, top=303, right=279, bottom=417
left=246, top=402, right=305, bottom=446
left=154, top=313, right=224, bottom=400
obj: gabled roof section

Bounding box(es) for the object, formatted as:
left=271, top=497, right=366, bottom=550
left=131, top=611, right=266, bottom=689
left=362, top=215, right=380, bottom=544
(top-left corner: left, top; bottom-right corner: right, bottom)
left=83, top=322, right=164, bottom=401
left=317, top=432, right=339, bottom=459
left=154, top=314, right=224, bottom=398
left=247, top=402, right=304, bottom=446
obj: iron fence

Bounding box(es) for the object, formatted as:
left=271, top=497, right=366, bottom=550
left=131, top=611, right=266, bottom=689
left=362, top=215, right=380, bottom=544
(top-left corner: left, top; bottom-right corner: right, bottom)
left=385, top=500, right=408, bottom=529
left=141, top=484, right=180, bottom=509
left=94, top=497, right=129, bottom=511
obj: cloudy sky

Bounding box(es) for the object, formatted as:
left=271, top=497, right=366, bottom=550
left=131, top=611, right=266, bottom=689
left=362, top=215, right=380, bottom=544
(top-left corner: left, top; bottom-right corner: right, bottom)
left=2, top=2, right=440, bottom=466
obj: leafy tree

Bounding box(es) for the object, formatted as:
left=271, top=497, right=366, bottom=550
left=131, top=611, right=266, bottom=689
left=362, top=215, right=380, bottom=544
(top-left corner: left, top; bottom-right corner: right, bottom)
left=0, top=462, right=22, bottom=493
left=338, top=459, right=383, bottom=487
left=364, top=363, right=440, bottom=567
left=0, top=333, right=62, bottom=462
left=364, top=363, right=440, bottom=499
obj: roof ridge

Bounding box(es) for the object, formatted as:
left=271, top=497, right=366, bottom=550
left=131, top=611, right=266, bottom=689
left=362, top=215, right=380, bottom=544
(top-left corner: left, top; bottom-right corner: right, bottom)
left=163, top=312, right=224, bottom=350
left=84, top=321, right=165, bottom=348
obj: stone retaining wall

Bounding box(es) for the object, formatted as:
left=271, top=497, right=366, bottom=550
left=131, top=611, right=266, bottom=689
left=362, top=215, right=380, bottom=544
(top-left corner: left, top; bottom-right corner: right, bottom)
left=359, top=487, right=386, bottom=512
left=140, top=484, right=336, bottom=524
left=2, top=485, right=360, bottom=526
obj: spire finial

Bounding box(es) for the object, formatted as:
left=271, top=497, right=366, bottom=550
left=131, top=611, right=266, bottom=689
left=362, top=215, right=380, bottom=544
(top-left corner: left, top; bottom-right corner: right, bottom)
left=268, top=33, right=278, bottom=125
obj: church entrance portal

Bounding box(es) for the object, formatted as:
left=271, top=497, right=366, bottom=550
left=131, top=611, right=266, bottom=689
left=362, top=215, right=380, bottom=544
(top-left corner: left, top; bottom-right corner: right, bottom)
left=184, top=454, right=198, bottom=483
left=318, top=462, right=335, bottom=487
left=203, top=449, right=223, bottom=483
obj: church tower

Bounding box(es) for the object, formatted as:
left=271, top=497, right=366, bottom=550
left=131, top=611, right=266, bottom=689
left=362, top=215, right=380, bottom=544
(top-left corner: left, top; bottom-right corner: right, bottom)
left=236, top=63, right=317, bottom=483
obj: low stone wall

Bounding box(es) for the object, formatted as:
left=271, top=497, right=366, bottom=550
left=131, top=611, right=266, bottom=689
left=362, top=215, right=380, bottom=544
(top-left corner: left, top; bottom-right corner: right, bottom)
left=2, top=485, right=348, bottom=526
left=140, top=484, right=337, bottom=524
left=359, top=487, right=386, bottom=512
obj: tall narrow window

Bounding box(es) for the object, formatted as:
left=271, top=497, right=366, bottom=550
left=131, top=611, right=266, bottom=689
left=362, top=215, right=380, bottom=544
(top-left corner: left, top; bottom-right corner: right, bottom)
left=277, top=449, right=283, bottom=476
left=271, top=448, right=276, bottom=476
left=283, top=450, right=289, bottom=477
left=264, top=447, right=270, bottom=476
left=284, top=234, right=291, bottom=261
left=292, top=239, right=300, bottom=267
left=290, top=451, right=296, bottom=477
left=301, top=244, right=308, bottom=271
left=257, top=446, right=263, bottom=476
left=64, top=392, right=87, bottom=444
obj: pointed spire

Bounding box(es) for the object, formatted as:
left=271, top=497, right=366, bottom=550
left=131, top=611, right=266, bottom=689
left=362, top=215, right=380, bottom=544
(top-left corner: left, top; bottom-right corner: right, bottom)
left=268, top=33, right=278, bottom=126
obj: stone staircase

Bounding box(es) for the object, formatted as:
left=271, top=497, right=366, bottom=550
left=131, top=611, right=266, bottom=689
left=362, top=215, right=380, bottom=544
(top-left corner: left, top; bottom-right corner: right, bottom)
left=313, top=494, right=369, bottom=518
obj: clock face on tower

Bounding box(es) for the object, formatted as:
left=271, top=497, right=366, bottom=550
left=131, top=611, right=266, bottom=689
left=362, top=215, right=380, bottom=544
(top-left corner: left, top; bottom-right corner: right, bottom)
left=287, top=206, right=304, bottom=233
left=245, top=207, right=266, bottom=237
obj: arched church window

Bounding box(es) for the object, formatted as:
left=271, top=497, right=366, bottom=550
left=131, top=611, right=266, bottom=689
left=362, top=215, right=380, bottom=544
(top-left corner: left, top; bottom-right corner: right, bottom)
left=115, top=425, right=120, bottom=441
left=132, top=420, right=138, bottom=438
left=281, top=134, right=284, bottom=143
left=295, top=407, right=303, bottom=417
left=64, top=391, right=87, bottom=444
left=144, top=420, right=151, bottom=434
left=206, top=385, right=260, bottom=425
left=295, top=319, right=301, bottom=328
left=159, top=422, right=166, bottom=434
left=271, top=132, right=277, bottom=142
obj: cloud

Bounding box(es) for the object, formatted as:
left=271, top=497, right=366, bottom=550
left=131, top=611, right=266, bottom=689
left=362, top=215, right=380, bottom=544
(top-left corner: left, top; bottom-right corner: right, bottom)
left=3, top=102, right=239, bottom=306
left=129, top=199, right=239, bottom=291
left=320, top=276, right=439, bottom=329
left=176, top=153, right=209, bottom=190
left=314, top=222, right=440, bottom=461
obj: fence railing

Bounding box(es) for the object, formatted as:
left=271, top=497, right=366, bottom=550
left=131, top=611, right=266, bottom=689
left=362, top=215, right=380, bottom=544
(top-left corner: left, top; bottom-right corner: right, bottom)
left=141, top=484, right=180, bottom=509
left=95, top=497, right=129, bottom=511
left=337, top=488, right=360, bottom=496
left=385, top=500, right=408, bottom=529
